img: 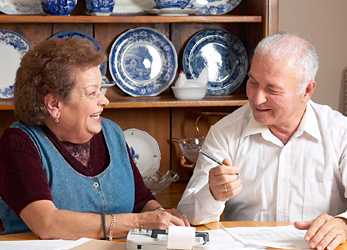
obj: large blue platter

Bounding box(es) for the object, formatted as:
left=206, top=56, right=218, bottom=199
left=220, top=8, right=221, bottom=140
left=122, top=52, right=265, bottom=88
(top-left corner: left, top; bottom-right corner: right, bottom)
left=0, top=29, right=30, bottom=99
left=49, top=31, right=107, bottom=75
left=183, top=29, right=248, bottom=96
left=109, top=27, right=177, bottom=97
left=188, top=0, right=242, bottom=15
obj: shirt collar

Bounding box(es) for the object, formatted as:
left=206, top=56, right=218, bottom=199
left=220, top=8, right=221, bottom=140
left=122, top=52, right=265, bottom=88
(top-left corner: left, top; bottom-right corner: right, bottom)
left=294, top=101, right=321, bottom=142
left=242, top=101, right=321, bottom=142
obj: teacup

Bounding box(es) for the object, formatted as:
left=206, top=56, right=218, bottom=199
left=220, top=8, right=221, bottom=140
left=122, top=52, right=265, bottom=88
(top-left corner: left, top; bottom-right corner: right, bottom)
left=41, top=0, right=77, bottom=15
left=155, top=0, right=191, bottom=9
left=85, top=0, right=115, bottom=16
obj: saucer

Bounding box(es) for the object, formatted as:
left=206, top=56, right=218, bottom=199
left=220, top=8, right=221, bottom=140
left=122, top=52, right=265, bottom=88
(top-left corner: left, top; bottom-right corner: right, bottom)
left=145, top=8, right=198, bottom=16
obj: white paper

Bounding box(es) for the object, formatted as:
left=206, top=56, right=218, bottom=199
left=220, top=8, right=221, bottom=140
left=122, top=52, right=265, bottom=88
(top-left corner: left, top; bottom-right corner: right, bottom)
left=204, top=225, right=309, bottom=249
left=168, top=226, right=196, bottom=250
left=230, top=225, right=309, bottom=249
left=0, top=237, right=91, bottom=250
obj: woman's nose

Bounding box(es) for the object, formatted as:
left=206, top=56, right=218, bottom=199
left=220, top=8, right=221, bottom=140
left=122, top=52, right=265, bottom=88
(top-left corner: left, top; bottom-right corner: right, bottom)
left=99, top=92, right=109, bottom=106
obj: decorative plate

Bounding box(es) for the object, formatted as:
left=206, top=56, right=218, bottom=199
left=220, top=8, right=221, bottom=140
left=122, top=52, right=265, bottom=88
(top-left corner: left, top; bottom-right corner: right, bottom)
left=144, top=7, right=198, bottom=16
left=0, top=30, right=30, bottom=99
left=109, top=27, right=177, bottom=96
left=49, top=31, right=107, bottom=75
left=0, top=0, right=44, bottom=14
left=124, top=128, right=161, bottom=178
left=187, top=0, right=242, bottom=15
left=183, top=29, right=248, bottom=96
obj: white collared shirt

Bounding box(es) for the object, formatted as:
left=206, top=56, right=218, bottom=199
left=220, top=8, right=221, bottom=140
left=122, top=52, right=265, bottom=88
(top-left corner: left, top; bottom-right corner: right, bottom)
left=177, top=101, right=347, bottom=225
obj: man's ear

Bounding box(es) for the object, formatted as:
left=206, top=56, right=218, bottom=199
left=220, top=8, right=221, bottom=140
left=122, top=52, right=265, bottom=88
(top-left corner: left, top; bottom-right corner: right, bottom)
left=44, top=93, right=62, bottom=123
left=303, top=80, right=316, bottom=100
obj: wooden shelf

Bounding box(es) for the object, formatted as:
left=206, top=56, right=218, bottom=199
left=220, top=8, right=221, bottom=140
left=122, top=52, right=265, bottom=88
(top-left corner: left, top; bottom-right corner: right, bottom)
left=0, top=15, right=262, bottom=24
left=0, top=95, right=248, bottom=110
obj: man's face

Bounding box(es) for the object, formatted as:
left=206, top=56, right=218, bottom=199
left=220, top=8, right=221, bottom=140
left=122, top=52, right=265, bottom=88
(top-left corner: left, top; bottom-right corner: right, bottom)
left=246, top=53, right=310, bottom=131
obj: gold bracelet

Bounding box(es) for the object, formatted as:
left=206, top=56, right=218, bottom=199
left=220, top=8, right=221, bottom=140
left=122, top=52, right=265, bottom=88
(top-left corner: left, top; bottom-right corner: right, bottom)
left=108, top=214, right=116, bottom=241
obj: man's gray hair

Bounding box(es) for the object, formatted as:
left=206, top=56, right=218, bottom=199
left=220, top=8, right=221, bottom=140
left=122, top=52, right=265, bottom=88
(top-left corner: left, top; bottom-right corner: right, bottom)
left=254, top=32, right=319, bottom=93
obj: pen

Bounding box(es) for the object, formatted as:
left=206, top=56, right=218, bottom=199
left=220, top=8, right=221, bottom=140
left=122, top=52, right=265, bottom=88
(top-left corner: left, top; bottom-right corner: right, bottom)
left=199, top=150, right=224, bottom=165
left=199, top=150, right=239, bottom=175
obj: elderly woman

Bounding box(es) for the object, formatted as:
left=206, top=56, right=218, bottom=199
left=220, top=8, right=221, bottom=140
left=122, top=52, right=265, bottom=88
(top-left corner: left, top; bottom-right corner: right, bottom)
left=0, top=38, right=189, bottom=239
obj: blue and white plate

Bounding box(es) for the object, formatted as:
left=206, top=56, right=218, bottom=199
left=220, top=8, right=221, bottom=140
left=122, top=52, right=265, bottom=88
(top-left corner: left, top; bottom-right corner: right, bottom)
left=183, top=29, right=248, bottom=96
left=0, top=30, right=30, bottom=99
left=187, top=0, right=242, bottom=15
left=49, top=31, right=107, bottom=75
left=109, top=27, right=177, bottom=96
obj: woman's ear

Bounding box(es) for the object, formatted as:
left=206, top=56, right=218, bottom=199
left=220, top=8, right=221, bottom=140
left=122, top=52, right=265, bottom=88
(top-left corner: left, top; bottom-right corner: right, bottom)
left=44, top=94, right=62, bottom=123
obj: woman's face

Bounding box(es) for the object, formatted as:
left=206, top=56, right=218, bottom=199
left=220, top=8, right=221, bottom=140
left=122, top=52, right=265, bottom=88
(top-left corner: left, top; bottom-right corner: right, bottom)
left=57, top=66, right=109, bottom=143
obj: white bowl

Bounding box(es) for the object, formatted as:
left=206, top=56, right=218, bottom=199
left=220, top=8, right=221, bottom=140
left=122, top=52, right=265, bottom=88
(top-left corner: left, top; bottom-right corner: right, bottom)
left=171, top=86, right=207, bottom=100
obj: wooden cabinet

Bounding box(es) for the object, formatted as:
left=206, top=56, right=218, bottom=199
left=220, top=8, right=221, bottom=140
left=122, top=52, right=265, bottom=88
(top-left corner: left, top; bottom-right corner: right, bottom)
left=0, top=0, right=278, bottom=191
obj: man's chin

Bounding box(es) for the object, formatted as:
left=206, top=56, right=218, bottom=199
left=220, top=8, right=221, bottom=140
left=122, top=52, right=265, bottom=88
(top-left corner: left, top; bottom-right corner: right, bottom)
left=253, top=114, right=272, bottom=126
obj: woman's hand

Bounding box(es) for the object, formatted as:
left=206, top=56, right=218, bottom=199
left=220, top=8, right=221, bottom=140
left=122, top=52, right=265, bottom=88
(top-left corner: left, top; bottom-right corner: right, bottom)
left=137, top=208, right=190, bottom=229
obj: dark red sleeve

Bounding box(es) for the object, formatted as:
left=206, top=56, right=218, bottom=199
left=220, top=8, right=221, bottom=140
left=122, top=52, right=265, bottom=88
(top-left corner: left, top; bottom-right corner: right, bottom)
left=0, top=128, right=52, bottom=215
left=128, top=148, right=156, bottom=213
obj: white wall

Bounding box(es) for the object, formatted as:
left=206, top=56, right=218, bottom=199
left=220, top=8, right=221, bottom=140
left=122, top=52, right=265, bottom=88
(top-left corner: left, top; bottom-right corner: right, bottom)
left=279, top=0, right=347, bottom=111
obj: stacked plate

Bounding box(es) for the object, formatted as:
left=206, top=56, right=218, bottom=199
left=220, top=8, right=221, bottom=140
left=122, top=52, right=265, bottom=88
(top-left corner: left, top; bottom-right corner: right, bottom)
left=0, top=30, right=30, bottom=99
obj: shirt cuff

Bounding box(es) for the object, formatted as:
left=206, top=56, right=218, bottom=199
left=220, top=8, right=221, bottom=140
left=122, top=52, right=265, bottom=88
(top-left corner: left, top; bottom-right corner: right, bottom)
left=194, top=184, right=225, bottom=224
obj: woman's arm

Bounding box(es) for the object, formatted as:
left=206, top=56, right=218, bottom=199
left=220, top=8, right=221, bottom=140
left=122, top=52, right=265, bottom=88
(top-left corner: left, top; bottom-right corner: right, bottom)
left=20, top=199, right=188, bottom=239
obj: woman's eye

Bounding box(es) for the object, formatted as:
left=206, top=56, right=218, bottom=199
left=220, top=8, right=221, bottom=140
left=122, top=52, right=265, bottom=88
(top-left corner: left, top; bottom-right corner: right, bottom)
left=89, top=91, right=97, bottom=96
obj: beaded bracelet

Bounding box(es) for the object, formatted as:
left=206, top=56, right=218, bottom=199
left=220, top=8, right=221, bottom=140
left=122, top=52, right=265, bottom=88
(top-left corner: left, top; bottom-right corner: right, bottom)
left=155, top=207, right=165, bottom=211
left=108, top=214, right=116, bottom=241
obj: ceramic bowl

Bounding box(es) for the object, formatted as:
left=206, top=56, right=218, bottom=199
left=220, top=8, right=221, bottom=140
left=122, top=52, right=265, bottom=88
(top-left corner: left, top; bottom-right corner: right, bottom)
left=85, top=0, right=115, bottom=15
left=171, top=86, right=207, bottom=100
left=41, top=0, right=77, bottom=15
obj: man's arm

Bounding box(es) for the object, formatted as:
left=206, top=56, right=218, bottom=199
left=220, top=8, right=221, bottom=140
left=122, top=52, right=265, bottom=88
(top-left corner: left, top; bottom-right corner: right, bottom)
left=177, top=126, right=231, bottom=225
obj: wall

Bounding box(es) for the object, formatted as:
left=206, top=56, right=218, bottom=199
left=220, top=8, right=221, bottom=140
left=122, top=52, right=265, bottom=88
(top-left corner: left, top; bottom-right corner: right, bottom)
left=279, top=0, right=347, bottom=111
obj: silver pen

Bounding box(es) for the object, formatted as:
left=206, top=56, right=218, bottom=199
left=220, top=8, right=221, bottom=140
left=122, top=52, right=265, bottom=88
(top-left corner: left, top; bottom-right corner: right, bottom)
left=199, top=150, right=224, bottom=165
left=199, top=150, right=239, bottom=175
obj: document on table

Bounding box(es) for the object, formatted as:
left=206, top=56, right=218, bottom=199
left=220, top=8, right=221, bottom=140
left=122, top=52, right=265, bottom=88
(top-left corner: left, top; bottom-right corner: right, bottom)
left=0, top=238, right=91, bottom=250
left=201, top=225, right=310, bottom=250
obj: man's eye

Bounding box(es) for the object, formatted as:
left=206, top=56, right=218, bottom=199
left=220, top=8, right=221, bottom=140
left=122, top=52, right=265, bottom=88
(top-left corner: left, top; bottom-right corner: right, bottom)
left=89, top=91, right=97, bottom=96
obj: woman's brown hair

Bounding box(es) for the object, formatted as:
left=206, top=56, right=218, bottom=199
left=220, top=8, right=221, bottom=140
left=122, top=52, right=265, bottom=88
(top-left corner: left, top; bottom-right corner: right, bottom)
left=14, top=37, right=105, bottom=125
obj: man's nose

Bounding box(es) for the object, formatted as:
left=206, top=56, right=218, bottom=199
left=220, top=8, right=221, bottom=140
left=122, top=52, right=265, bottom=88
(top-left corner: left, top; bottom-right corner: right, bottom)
left=253, top=89, right=267, bottom=105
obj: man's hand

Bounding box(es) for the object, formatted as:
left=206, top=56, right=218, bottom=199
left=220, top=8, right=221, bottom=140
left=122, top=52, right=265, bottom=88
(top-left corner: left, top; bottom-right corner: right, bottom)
left=208, top=159, right=242, bottom=201
left=295, top=213, right=347, bottom=250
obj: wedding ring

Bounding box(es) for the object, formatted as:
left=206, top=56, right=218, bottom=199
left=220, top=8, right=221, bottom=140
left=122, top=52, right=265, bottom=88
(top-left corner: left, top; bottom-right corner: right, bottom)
left=224, top=183, right=229, bottom=193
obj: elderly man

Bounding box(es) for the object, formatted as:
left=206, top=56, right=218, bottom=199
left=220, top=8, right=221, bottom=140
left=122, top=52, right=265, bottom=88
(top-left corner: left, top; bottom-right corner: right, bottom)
left=178, top=33, right=347, bottom=250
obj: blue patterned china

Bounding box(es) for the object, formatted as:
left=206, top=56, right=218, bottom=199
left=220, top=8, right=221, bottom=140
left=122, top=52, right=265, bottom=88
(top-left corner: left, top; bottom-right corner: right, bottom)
left=49, top=31, right=107, bottom=75
left=41, top=0, right=77, bottom=15
left=155, top=0, right=191, bottom=9
left=187, top=0, right=242, bottom=15
left=85, top=0, right=115, bottom=16
left=183, top=29, right=248, bottom=96
left=0, top=30, right=30, bottom=99
left=109, top=27, right=177, bottom=97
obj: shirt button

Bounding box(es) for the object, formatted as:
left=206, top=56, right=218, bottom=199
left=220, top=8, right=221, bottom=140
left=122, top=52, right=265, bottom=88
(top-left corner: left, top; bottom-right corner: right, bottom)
left=93, top=182, right=99, bottom=189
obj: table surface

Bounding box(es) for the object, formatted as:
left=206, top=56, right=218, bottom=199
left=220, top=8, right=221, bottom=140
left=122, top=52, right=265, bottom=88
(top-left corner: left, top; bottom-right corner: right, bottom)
left=1, top=221, right=346, bottom=250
